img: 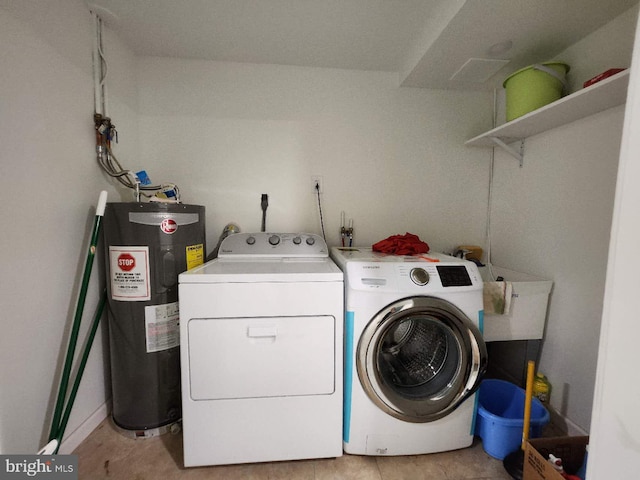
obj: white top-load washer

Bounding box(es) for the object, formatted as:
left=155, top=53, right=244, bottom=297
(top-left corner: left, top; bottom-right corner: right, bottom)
left=330, top=247, right=487, bottom=456
left=178, top=233, right=344, bottom=467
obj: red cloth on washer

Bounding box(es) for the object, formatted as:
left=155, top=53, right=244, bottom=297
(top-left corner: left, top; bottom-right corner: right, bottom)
left=372, top=233, right=430, bottom=255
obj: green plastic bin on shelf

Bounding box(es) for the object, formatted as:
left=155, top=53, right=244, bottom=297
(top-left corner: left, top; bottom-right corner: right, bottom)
left=503, top=62, right=570, bottom=121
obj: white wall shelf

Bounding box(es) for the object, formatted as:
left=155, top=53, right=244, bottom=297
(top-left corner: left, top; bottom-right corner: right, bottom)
left=465, top=69, right=630, bottom=165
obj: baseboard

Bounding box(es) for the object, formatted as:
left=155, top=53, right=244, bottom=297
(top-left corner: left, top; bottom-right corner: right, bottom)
left=58, top=401, right=111, bottom=454
left=548, top=405, right=589, bottom=437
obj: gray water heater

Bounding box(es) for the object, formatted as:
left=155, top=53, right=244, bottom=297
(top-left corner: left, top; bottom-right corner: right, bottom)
left=103, top=202, right=205, bottom=436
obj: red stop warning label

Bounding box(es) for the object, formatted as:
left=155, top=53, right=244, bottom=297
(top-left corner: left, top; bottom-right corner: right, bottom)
left=117, top=253, right=136, bottom=271
left=109, top=246, right=151, bottom=301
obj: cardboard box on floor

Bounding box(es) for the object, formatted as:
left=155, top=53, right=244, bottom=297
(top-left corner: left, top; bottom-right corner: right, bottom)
left=523, top=436, right=589, bottom=480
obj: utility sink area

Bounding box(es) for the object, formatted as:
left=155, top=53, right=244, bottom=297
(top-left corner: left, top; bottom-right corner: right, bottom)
left=480, top=265, right=553, bottom=387
left=480, top=265, right=553, bottom=342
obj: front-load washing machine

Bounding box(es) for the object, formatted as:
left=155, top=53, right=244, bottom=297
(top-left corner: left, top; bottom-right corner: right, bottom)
left=330, top=247, right=487, bottom=456
left=179, top=233, right=343, bottom=467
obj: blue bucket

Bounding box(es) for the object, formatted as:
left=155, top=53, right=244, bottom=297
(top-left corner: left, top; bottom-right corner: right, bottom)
left=475, top=379, right=550, bottom=460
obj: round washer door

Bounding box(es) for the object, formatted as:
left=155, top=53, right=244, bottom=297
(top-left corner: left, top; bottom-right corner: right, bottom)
left=356, top=296, right=487, bottom=423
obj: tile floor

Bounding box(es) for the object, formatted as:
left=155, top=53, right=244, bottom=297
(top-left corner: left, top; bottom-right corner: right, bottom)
left=73, top=418, right=518, bottom=480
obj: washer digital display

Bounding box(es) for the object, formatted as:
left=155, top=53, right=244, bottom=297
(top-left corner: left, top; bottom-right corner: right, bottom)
left=436, top=266, right=472, bottom=287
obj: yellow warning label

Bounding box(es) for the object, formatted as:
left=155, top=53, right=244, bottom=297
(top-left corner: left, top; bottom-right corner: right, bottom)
left=186, top=244, right=204, bottom=270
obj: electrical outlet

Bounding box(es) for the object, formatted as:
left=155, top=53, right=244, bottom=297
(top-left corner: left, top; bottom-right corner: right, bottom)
left=311, top=175, right=323, bottom=193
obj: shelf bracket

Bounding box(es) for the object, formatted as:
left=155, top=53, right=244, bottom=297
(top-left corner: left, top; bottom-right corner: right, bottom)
left=488, top=137, right=524, bottom=167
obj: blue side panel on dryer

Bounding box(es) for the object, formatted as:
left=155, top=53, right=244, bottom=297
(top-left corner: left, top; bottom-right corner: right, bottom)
left=344, top=311, right=355, bottom=443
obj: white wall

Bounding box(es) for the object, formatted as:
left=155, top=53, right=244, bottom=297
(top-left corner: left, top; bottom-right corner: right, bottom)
left=0, top=1, right=136, bottom=454
left=489, top=6, right=638, bottom=433
left=135, top=58, right=492, bottom=254
left=589, top=10, right=640, bottom=476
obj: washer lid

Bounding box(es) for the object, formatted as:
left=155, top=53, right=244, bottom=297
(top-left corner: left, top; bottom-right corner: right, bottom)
left=179, top=232, right=344, bottom=283
left=179, top=256, right=343, bottom=283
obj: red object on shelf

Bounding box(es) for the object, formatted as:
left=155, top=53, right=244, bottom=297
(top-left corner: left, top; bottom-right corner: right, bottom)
left=583, top=68, right=626, bottom=88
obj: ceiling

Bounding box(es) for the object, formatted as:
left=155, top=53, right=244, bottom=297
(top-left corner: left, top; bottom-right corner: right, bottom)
left=87, top=0, right=639, bottom=91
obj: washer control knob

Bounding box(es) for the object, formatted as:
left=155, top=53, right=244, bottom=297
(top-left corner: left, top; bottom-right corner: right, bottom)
left=269, top=235, right=280, bottom=246
left=293, top=236, right=302, bottom=245
left=410, top=268, right=430, bottom=286
left=246, top=236, right=256, bottom=245
left=306, top=236, right=315, bottom=246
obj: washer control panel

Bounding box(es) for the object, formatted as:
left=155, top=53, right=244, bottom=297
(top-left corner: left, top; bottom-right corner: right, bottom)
left=218, top=232, right=328, bottom=258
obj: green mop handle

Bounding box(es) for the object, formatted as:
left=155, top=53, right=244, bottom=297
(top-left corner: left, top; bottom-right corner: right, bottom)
left=48, top=191, right=108, bottom=442
left=53, top=290, right=107, bottom=452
